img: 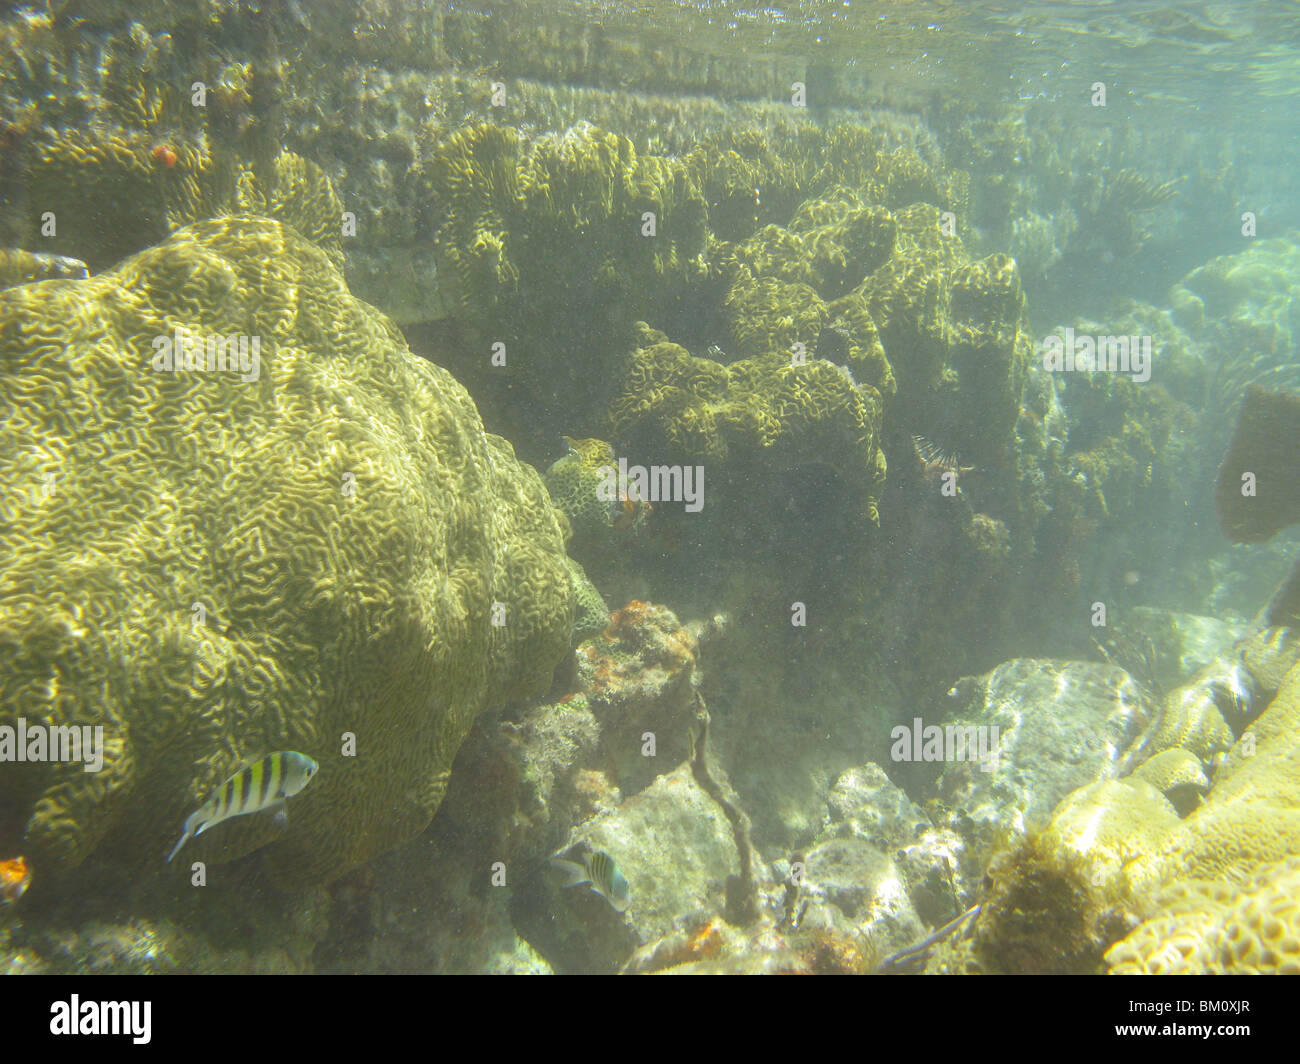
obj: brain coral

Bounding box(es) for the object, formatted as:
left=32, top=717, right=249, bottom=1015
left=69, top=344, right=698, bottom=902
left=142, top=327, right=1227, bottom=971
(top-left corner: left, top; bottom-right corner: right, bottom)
left=1116, top=651, right=1300, bottom=892
left=608, top=324, right=886, bottom=525
left=0, top=215, right=574, bottom=889
left=1106, top=856, right=1300, bottom=974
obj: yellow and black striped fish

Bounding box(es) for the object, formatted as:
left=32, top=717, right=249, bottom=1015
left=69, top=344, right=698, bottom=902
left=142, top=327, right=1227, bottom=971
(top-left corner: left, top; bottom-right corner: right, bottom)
left=550, top=848, right=630, bottom=912
left=166, top=751, right=319, bottom=863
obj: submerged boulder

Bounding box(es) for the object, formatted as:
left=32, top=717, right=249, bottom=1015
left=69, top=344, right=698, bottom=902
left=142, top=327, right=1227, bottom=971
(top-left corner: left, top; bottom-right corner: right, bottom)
left=936, top=659, right=1156, bottom=870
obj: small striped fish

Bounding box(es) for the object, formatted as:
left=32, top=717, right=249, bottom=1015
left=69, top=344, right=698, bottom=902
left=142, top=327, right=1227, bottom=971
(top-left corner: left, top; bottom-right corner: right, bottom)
left=550, top=849, right=630, bottom=912
left=166, top=751, right=319, bottom=863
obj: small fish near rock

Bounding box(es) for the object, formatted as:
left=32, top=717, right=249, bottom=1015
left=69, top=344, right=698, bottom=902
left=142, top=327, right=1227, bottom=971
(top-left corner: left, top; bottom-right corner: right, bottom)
left=167, top=751, right=319, bottom=864
left=550, top=848, right=631, bottom=913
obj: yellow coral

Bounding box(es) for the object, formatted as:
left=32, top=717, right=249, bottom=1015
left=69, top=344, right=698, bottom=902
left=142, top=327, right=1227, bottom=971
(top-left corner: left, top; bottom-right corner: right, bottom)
left=545, top=437, right=618, bottom=537
left=1130, top=748, right=1209, bottom=810
left=1107, top=857, right=1300, bottom=974
left=0, top=216, right=574, bottom=888
left=608, top=326, right=885, bottom=525
left=1038, top=778, right=1182, bottom=895
left=420, top=120, right=706, bottom=330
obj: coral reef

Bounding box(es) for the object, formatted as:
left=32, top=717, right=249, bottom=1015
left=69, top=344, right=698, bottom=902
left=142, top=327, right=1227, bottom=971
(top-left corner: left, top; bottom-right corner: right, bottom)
left=1105, top=856, right=1300, bottom=975
left=526, top=763, right=741, bottom=974
left=6, top=0, right=1298, bottom=980
left=544, top=436, right=651, bottom=542
left=975, top=631, right=1300, bottom=973
left=931, top=98, right=1252, bottom=318
left=790, top=763, right=965, bottom=956
left=564, top=557, right=610, bottom=646
left=21, top=129, right=344, bottom=273
left=1120, top=658, right=1251, bottom=772
left=0, top=215, right=574, bottom=889
left=573, top=600, right=702, bottom=796
left=607, top=323, right=887, bottom=527
left=414, top=119, right=707, bottom=378
left=0, top=877, right=331, bottom=974
left=1130, top=749, right=1210, bottom=814
left=1126, top=652, right=1300, bottom=889
left=1096, top=607, right=1248, bottom=696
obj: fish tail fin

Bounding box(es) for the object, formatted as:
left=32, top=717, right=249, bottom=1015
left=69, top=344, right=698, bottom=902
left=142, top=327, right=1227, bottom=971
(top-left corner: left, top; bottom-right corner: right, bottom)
left=166, top=826, right=191, bottom=864
left=166, top=811, right=203, bottom=864
left=549, top=857, right=590, bottom=888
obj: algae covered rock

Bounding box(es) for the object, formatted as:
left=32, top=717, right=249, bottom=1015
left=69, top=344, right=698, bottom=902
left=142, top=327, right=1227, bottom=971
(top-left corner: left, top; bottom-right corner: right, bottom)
left=793, top=763, right=969, bottom=957
left=0, top=215, right=574, bottom=889
left=797, top=837, right=925, bottom=956
left=1215, top=386, right=1300, bottom=544
left=939, top=659, right=1155, bottom=821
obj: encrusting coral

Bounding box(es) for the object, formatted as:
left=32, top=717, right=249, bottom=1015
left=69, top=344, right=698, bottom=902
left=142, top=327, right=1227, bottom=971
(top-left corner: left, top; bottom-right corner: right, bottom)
left=0, top=215, right=575, bottom=889
left=544, top=436, right=651, bottom=541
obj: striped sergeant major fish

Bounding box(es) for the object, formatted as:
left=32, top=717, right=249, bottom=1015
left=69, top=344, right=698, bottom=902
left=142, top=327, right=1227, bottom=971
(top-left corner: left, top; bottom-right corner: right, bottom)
left=166, top=751, right=319, bottom=863
left=550, top=848, right=630, bottom=912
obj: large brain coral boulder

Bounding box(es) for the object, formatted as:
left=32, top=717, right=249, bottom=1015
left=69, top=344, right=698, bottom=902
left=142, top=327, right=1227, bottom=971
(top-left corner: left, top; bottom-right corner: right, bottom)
left=0, top=215, right=574, bottom=889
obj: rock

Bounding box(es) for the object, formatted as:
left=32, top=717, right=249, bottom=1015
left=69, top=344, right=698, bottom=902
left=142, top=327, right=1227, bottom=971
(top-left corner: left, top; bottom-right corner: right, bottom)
left=821, top=762, right=966, bottom=924
left=1107, top=606, right=1251, bottom=693
left=797, top=837, right=923, bottom=956
left=936, top=659, right=1156, bottom=873
left=823, top=763, right=931, bottom=849
left=574, top=600, right=701, bottom=796
left=517, top=763, right=740, bottom=974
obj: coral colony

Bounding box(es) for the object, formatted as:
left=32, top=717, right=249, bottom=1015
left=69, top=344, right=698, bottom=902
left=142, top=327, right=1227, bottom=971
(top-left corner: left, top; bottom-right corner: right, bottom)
left=0, top=1, right=1296, bottom=980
